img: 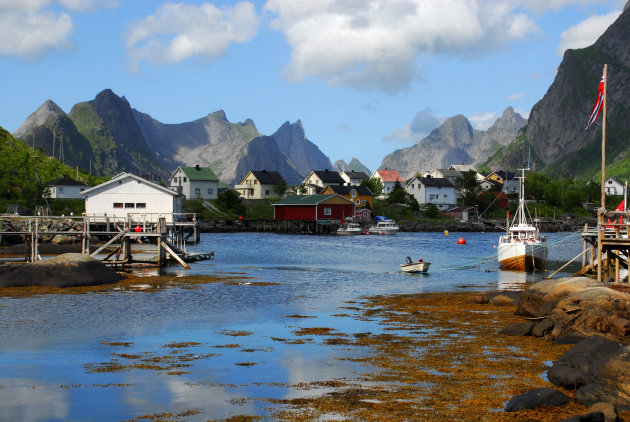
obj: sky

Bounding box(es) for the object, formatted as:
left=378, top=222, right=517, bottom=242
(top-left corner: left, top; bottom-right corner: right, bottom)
left=0, top=0, right=626, bottom=172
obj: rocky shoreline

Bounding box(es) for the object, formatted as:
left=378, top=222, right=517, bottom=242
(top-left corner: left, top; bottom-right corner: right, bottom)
left=491, top=277, right=630, bottom=420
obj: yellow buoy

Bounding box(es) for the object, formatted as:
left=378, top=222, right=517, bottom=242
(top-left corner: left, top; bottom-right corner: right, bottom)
left=444, top=230, right=449, bottom=236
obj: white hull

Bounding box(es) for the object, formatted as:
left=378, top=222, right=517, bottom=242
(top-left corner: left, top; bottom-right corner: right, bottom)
left=498, top=241, right=547, bottom=271
left=368, top=220, right=399, bottom=235
left=400, top=261, right=430, bottom=273
left=337, top=223, right=363, bottom=235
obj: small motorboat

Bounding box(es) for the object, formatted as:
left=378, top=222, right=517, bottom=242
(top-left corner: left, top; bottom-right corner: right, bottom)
left=336, top=222, right=363, bottom=235
left=368, top=219, right=399, bottom=235
left=400, top=256, right=430, bottom=274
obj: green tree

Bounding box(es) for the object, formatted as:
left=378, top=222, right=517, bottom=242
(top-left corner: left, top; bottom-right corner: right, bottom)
left=361, top=177, right=384, bottom=198
left=387, top=181, right=407, bottom=204
left=424, top=203, right=440, bottom=218
left=455, top=170, right=481, bottom=206
left=216, top=189, right=246, bottom=215
left=273, top=180, right=288, bottom=197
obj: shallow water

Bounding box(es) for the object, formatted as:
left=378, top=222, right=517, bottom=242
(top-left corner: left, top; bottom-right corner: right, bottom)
left=0, top=231, right=583, bottom=420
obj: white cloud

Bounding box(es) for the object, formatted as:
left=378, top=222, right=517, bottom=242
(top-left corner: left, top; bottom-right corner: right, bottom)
left=263, top=0, right=539, bottom=93
left=556, top=10, right=621, bottom=55
left=507, top=92, right=525, bottom=101
left=385, top=107, right=441, bottom=142
left=468, top=111, right=498, bottom=130
left=125, top=2, right=260, bottom=72
left=0, top=0, right=116, bottom=58
left=0, top=8, right=73, bottom=58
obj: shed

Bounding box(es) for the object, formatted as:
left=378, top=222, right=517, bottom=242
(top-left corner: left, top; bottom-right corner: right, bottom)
left=81, top=172, right=183, bottom=223
left=47, top=175, right=89, bottom=199
left=322, top=185, right=373, bottom=208
left=273, top=194, right=355, bottom=221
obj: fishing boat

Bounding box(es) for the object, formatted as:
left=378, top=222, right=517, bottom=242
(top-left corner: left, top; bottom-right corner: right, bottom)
left=336, top=222, right=363, bottom=235
left=368, top=219, right=399, bottom=235
left=497, top=169, right=547, bottom=271
left=400, top=256, right=430, bottom=273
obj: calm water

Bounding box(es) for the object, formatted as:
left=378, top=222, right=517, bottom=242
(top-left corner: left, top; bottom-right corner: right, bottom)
left=0, top=231, right=583, bottom=421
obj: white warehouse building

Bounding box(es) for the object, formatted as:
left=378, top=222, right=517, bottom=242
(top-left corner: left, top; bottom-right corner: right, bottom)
left=81, top=172, right=183, bottom=223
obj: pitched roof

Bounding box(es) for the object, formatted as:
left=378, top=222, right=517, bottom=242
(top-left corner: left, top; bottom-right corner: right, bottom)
left=491, top=170, right=517, bottom=180
left=419, top=177, right=454, bottom=188
left=312, top=170, right=345, bottom=184
left=179, top=166, right=219, bottom=181
left=342, top=170, right=369, bottom=180
left=325, top=185, right=373, bottom=196
left=375, top=169, right=403, bottom=182
left=81, top=172, right=179, bottom=197
left=48, top=175, right=88, bottom=187
left=273, top=194, right=352, bottom=206
left=433, top=169, right=462, bottom=178
left=251, top=170, right=285, bottom=185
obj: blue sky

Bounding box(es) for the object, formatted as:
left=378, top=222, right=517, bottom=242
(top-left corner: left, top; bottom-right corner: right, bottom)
left=0, top=0, right=625, bottom=172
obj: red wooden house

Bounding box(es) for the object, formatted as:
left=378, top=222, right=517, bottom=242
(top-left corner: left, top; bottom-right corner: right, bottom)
left=273, top=194, right=355, bottom=221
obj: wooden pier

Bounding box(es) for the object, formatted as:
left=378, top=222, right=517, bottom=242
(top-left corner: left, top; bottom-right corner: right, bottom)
left=0, top=213, right=212, bottom=269
left=577, top=210, right=630, bottom=282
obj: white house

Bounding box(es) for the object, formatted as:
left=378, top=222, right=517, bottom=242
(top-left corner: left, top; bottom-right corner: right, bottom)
left=302, top=170, right=346, bottom=195
left=340, top=170, right=370, bottom=186
left=371, top=169, right=404, bottom=198
left=449, top=164, right=477, bottom=173
left=81, top=172, right=183, bottom=223
left=169, top=165, right=219, bottom=199
left=47, top=175, right=88, bottom=199
left=605, top=177, right=626, bottom=196
left=406, top=176, right=456, bottom=210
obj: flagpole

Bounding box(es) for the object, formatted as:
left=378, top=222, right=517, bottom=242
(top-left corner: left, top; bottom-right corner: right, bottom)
left=601, top=63, right=607, bottom=210
left=597, top=64, right=607, bottom=283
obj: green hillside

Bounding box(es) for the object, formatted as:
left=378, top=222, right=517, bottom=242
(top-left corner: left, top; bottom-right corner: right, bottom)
left=0, top=125, right=105, bottom=210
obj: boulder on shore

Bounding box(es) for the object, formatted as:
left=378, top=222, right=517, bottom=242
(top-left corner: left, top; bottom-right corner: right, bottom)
left=0, top=253, right=122, bottom=288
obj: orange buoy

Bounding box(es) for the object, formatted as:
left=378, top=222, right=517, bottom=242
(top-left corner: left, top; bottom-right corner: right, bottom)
left=457, top=237, right=466, bottom=245
left=135, top=225, right=142, bottom=233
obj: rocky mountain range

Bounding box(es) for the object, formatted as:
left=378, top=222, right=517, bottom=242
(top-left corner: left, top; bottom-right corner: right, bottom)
left=379, top=107, right=526, bottom=179
left=14, top=90, right=349, bottom=185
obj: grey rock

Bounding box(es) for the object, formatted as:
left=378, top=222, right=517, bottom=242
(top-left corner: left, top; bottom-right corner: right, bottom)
left=504, top=387, right=570, bottom=411
left=532, top=317, right=554, bottom=337
left=560, top=412, right=605, bottom=422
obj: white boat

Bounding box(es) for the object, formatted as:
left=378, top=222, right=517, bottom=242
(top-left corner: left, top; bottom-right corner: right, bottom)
left=497, top=169, right=548, bottom=271
left=336, top=222, right=363, bottom=235
left=368, top=219, right=399, bottom=235
left=400, top=257, right=430, bottom=273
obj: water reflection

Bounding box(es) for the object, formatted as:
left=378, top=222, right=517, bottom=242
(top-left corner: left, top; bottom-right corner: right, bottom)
left=0, top=231, right=583, bottom=419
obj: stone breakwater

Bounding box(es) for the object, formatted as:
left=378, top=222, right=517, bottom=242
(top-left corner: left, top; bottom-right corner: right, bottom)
left=497, top=277, right=630, bottom=420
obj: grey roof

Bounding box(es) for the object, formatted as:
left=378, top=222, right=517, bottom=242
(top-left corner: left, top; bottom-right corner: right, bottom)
left=343, top=170, right=369, bottom=180
left=435, top=169, right=462, bottom=178
left=313, top=170, right=345, bottom=184
left=48, top=175, right=88, bottom=187
left=251, top=170, right=285, bottom=185
left=325, top=185, right=373, bottom=196
left=419, top=177, right=454, bottom=188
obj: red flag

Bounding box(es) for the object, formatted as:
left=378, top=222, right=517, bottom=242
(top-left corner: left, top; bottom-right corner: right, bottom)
left=585, top=67, right=605, bottom=129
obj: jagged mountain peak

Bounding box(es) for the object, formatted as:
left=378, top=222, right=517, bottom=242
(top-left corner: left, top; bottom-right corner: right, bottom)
left=13, top=99, right=66, bottom=139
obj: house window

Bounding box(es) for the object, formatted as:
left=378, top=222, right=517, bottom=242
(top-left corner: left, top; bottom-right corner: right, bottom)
left=207, top=188, right=213, bottom=195
left=254, top=180, right=257, bottom=184
left=324, top=207, right=332, bottom=215
left=444, top=194, right=448, bottom=198
left=355, top=199, right=360, bottom=204
left=351, top=189, right=356, bottom=198
left=136, top=203, right=146, bottom=208
left=195, top=188, right=200, bottom=195
left=113, top=203, right=123, bottom=208
left=265, top=190, right=270, bottom=196
left=125, top=203, right=135, bottom=208
left=410, top=184, right=414, bottom=189
left=363, top=200, right=368, bottom=206
left=58, top=187, right=64, bottom=194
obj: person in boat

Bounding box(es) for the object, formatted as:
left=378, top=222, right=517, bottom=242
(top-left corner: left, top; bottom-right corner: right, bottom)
left=405, top=256, right=412, bottom=265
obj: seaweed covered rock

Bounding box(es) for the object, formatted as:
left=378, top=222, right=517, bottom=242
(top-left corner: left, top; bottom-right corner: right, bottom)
left=0, top=253, right=122, bottom=288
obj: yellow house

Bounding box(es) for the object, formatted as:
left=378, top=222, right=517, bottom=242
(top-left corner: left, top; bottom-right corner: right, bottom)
left=322, top=185, right=373, bottom=208
left=235, top=170, right=286, bottom=199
